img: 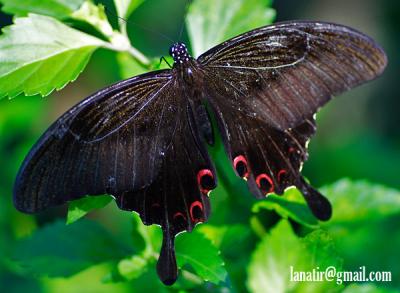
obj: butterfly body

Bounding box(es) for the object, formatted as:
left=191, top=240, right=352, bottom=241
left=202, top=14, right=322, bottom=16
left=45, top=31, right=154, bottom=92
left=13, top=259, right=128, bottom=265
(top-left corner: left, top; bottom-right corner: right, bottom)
left=13, top=21, right=387, bottom=285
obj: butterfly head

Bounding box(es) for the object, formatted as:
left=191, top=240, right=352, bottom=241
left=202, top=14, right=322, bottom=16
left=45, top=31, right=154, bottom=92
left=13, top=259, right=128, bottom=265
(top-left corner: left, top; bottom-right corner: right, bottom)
left=169, top=43, right=191, bottom=65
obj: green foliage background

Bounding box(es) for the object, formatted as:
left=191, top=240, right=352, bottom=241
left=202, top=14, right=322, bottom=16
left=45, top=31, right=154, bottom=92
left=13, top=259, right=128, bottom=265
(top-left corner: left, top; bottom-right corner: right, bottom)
left=0, top=0, right=399, bottom=292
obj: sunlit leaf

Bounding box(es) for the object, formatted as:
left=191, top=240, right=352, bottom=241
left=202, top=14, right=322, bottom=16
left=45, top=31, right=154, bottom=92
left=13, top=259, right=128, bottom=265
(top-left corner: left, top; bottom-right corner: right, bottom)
left=13, top=220, right=133, bottom=277
left=108, top=213, right=162, bottom=282
left=116, top=52, right=149, bottom=79
left=43, top=263, right=132, bottom=292
left=72, top=2, right=114, bottom=39
left=0, top=0, right=84, bottom=19
left=131, top=213, right=162, bottom=256
left=186, top=0, right=275, bottom=57
left=0, top=14, right=106, bottom=99
left=117, top=254, right=149, bottom=280
left=343, top=284, right=397, bottom=293
left=321, top=180, right=400, bottom=288
left=253, top=189, right=319, bottom=228
left=321, top=179, right=400, bottom=223
left=114, top=0, right=145, bottom=19
left=198, top=224, right=253, bottom=256
left=67, top=195, right=112, bottom=225
left=176, top=230, right=228, bottom=284
left=247, top=220, right=343, bottom=293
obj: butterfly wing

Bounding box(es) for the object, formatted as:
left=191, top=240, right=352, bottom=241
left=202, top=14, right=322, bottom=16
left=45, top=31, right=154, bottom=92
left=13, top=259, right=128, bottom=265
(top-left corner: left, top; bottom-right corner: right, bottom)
left=115, top=96, right=216, bottom=285
left=199, top=21, right=387, bottom=130
left=14, top=70, right=178, bottom=213
left=14, top=70, right=216, bottom=285
left=13, top=20, right=388, bottom=285
left=200, top=21, right=387, bottom=219
left=209, top=97, right=331, bottom=220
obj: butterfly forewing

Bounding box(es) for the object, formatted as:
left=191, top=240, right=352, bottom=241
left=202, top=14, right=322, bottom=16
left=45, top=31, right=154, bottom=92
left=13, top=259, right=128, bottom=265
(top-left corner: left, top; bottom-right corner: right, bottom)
left=199, top=21, right=387, bottom=130
left=14, top=70, right=180, bottom=213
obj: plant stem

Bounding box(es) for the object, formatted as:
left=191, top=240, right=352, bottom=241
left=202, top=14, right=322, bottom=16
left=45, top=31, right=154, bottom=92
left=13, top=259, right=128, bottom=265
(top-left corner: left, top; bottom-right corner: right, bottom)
left=119, top=19, right=129, bottom=39
left=127, top=46, right=150, bottom=67
left=103, top=38, right=151, bottom=68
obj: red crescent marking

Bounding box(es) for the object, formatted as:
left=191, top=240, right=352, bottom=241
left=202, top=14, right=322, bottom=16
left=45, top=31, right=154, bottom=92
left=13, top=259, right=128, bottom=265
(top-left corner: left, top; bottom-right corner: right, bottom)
left=277, top=169, right=287, bottom=183
left=233, top=155, right=250, bottom=178
left=151, top=203, right=160, bottom=209
left=173, top=212, right=186, bottom=221
left=197, top=169, right=214, bottom=194
left=256, top=173, right=274, bottom=194
left=189, top=200, right=203, bottom=223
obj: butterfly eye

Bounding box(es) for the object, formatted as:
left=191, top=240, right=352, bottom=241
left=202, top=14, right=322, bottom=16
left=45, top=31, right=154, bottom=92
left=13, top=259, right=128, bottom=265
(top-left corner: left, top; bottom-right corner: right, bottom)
left=233, top=155, right=250, bottom=178
left=197, top=169, right=215, bottom=194
left=256, top=174, right=274, bottom=194
left=189, top=201, right=204, bottom=223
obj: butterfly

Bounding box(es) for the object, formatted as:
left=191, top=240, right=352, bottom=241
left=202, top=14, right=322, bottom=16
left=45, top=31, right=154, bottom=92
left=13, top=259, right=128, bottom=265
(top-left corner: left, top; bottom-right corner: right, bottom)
left=13, top=21, right=387, bottom=285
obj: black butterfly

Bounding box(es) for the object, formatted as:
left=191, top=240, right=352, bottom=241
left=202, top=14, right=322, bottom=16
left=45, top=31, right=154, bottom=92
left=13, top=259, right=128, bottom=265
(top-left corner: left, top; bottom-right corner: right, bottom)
left=13, top=21, right=387, bottom=285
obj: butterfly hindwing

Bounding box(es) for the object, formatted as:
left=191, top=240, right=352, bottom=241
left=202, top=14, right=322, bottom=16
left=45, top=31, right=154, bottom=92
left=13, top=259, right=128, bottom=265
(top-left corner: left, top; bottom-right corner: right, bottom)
left=114, top=89, right=216, bottom=285
left=207, top=91, right=331, bottom=219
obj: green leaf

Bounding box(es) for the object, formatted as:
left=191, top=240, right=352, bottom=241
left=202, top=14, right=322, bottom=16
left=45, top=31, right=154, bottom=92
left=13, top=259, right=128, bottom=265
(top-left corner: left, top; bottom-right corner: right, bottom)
left=0, top=0, right=84, bottom=19
left=13, top=219, right=133, bottom=277
left=114, top=0, right=145, bottom=19
left=109, top=213, right=162, bottom=282
left=321, top=179, right=400, bottom=223
left=117, top=254, right=149, bottom=280
left=320, top=180, right=400, bottom=288
left=198, top=224, right=253, bottom=256
left=43, top=263, right=134, bottom=293
left=0, top=14, right=106, bottom=99
left=247, top=220, right=343, bottom=293
left=116, top=52, right=149, bottom=79
left=67, top=195, right=112, bottom=225
left=186, top=0, right=275, bottom=57
left=116, top=53, right=171, bottom=79
left=71, top=2, right=114, bottom=39
left=176, top=229, right=227, bottom=284
left=131, top=213, right=162, bottom=256
left=343, top=284, right=398, bottom=293
left=253, top=189, right=319, bottom=228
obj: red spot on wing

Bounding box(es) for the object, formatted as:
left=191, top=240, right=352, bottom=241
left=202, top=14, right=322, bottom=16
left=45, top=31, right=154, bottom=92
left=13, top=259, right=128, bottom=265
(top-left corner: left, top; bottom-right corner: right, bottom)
left=256, top=173, right=274, bottom=194
left=197, top=169, right=215, bottom=194
left=151, top=203, right=160, bottom=209
left=233, top=155, right=250, bottom=178
left=277, top=169, right=287, bottom=183
left=189, top=201, right=203, bottom=223
left=173, top=212, right=186, bottom=221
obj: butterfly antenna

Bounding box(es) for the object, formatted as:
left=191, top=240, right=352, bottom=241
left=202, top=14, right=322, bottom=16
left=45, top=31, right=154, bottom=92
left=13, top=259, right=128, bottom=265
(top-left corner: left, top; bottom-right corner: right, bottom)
left=104, top=7, right=175, bottom=43
left=178, top=19, right=185, bottom=42
left=178, top=0, right=192, bottom=42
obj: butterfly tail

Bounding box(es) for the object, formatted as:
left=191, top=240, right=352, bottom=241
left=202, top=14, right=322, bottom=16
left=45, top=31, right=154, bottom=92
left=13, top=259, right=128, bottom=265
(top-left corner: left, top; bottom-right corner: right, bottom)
left=296, top=177, right=332, bottom=221
left=157, top=229, right=178, bottom=285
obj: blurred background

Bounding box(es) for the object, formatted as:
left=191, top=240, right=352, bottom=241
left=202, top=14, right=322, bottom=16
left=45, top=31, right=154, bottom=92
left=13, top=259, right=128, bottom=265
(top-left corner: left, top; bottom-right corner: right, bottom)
left=0, top=0, right=399, bottom=292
